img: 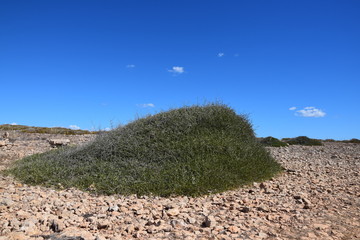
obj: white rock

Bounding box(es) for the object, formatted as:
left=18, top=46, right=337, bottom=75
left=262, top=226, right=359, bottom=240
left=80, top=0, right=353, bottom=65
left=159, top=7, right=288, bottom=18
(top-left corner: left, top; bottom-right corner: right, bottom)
left=48, top=138, right=70, bottom=147
left=166, top=208, right=180, bottom=216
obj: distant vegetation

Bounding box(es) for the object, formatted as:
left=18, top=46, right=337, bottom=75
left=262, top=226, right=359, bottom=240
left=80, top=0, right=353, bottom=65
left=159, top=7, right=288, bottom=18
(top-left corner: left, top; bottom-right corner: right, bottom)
left=342, top=138, right=360, bottom=144
left=258, top=137, right=288, bottom=147
left=282, top=136, right=323, bottom=146
left=5, top=103, right=282, bottom=197
left=0, top=124, right=95, bottom=135
left=283, top=137, right=360, bottom=145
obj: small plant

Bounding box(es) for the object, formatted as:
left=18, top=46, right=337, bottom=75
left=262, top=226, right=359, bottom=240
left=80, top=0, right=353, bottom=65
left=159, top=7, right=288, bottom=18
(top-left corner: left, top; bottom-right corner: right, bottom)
left=5, top=103, right=282, bottom=197
left=259, top=137, right=288, bottom=147
left=282, top=136, right=323, bottom=146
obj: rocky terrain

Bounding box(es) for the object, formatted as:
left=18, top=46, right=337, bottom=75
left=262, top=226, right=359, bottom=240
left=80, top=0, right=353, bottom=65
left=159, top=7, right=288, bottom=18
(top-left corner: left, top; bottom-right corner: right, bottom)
left=0, top=131, right=359, bottom=240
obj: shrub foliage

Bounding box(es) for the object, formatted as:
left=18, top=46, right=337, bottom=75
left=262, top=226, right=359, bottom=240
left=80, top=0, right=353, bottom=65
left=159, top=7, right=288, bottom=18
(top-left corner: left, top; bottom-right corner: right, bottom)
left=282, top=136, right=323, bottom=146
left=343, top=138, right=360, bottom=144
left=6, top=103, right=282, bottom=196
left=259, top=137, right=288, bottom=147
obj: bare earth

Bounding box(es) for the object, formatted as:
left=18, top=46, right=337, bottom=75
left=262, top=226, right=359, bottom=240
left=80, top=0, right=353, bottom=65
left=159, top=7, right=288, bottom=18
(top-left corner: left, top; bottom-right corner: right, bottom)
left=0, top=132, right=359, bottom=240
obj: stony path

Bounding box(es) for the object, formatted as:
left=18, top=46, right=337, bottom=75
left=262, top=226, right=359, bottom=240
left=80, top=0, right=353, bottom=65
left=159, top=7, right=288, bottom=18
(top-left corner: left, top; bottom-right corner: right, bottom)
left=0, top=133, right=359, bottom=240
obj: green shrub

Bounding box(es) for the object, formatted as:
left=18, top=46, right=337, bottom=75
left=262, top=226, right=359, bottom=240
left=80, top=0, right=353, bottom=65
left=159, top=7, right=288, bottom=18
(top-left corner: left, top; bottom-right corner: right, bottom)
left=283, top=136, right=323, bottom=146
left=5, top=103, right=282, bottom=197
left=259, top=137, right=288, bottom=147
left=343, top=138, right=360, bottom=144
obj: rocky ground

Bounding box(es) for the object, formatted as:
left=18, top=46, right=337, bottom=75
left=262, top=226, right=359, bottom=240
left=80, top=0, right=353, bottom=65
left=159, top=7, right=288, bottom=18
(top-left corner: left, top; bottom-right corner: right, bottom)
left=0, top=131, right=359, bottom=240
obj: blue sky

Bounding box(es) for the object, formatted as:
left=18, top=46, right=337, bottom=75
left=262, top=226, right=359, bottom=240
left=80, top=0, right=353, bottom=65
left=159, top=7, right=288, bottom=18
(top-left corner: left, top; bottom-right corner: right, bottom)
left=1, top=0, right=359, bottom=140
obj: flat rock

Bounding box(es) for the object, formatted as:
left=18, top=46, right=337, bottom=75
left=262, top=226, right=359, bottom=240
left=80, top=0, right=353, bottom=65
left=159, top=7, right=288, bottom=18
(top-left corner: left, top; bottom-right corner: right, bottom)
left=48, top=138, right=70, bottom=147
left=166, top=208, right=180, bottom=216
left=0, top=140, right=8, bottom=147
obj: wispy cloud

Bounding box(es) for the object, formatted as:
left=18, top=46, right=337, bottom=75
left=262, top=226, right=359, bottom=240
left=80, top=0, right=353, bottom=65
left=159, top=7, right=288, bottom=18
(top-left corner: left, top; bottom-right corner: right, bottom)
left=289, top=107, right=297, bottom=111
left=137, top=103, right=155, bottom=108
left=217, top=52, right=224, bottom=57
left=168, top=66, right=184, bottom=74
left=10, top=122, right=18, bottom=125
left=69, top=125, right=80, bottom=130
left=126, top=64, right=135, bottom=68
left=295, top=107, right=326, bottom=118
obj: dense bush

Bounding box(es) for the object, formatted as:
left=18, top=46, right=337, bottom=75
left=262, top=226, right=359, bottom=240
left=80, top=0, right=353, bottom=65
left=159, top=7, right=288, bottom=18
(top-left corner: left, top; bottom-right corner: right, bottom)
left=6, top=103, right=282, bottom=197
left=282, top=136, right=323, bottom=146
left=259, top=137, right=288, bottom=147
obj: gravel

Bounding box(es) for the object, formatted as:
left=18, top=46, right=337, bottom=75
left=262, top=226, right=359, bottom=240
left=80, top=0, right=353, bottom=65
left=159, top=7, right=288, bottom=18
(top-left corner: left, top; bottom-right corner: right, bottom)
left=0, top=132, right=359, bottom=240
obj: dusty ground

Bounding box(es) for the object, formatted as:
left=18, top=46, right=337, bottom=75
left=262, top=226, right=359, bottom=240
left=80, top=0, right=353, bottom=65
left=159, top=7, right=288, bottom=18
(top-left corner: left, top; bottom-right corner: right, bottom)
left=0, top=131, right=359, bottom=240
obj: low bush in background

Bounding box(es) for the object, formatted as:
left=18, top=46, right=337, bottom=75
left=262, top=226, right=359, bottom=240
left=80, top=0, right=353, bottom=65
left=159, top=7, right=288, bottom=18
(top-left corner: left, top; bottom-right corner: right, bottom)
left=343, top=138, right=360, bottom=144
left=282, top=136, right=323, bottom=146
left=259, top=136, right=288, bottom=147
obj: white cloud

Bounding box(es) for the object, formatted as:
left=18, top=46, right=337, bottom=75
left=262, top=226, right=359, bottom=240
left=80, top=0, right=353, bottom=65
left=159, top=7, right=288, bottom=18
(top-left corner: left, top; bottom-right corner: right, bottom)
left=295, top=107, right=326, bottom=118
left=10, top=122, right=18, bottom=125
left=168, top=66, right=184, bottom=74
left=289, top=107, right=297, bottom=111
left=137, top=103, right=155, bottom=108
left=69, top=125, right=80, bottom=130
left=104, top=127, right=111, bottom=131
left=218, top=52, right=224, bottom=57
left=126, top=64, right=135, bottom=68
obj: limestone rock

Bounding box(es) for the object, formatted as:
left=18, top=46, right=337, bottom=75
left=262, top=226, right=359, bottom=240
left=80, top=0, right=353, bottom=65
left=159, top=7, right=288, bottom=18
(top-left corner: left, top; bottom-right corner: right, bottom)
left=2, top=132, right=9, bottom=139
left=166, top=208, right=180, bottom=216
left=48, top=138, right=70, bottom=147
left=0, top=140, right=8, bottom=147
left=201, top=215, right=216, bottom=228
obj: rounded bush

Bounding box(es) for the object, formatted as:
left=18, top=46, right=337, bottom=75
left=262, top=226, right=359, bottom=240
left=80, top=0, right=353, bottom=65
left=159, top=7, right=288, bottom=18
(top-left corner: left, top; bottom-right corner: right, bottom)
left=259, top=137, right=288, bottom=147
left=344, top=138, right=360, bottom=144
left=283, top=136, right=323, bottom=146
left=7, top=103, right=282, bottom=196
